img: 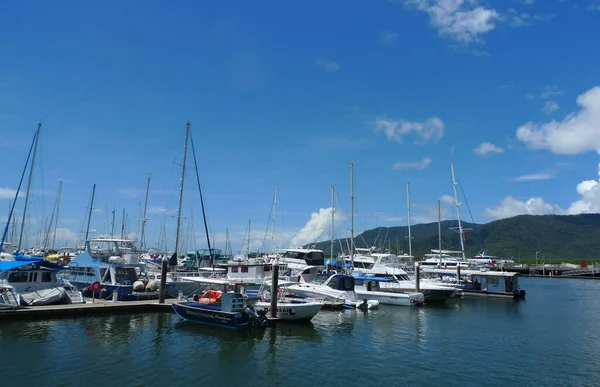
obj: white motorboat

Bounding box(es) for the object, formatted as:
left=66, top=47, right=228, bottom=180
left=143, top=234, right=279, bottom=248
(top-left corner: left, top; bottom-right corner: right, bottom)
left=353, top=275, right=424, bottom=306
left=286, top=274, right=361, bottom=308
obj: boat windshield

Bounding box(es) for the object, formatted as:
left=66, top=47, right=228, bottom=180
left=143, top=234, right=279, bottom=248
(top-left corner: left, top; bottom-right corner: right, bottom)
left=115, top=267, right=138, bottom=284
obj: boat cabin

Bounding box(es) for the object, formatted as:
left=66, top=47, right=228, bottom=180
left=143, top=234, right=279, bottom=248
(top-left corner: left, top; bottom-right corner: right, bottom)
left=0, top=254, right=64, bottom=294
left=279, top=249, right=325, bottom=266
left=325, top=274, right=356, bottom=292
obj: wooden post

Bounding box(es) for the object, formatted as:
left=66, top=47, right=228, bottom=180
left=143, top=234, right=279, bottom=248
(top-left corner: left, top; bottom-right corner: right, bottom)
left=159, top=257, right=168, bottom=303
left=270, top=258, right=279, bottom=319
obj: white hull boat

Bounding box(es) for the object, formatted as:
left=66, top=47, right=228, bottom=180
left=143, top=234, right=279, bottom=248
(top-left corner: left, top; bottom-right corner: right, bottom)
left=255, top=300, right=323, bottom=321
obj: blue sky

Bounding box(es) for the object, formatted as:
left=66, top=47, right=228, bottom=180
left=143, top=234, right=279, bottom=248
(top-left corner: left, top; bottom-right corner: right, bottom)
left=2, top=0, right=600, bottom=253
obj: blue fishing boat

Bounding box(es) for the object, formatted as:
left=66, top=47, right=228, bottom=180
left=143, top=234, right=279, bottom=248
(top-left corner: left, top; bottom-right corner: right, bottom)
left=172, top=278, right=268, bottom=328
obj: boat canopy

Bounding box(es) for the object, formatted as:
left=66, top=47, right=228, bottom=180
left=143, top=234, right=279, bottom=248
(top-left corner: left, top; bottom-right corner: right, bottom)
left=0, top=254, right=66, bottom=271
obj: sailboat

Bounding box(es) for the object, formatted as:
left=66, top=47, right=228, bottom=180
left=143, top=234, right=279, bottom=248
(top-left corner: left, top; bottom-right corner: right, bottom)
left=171, top=123, right=269, bottom=328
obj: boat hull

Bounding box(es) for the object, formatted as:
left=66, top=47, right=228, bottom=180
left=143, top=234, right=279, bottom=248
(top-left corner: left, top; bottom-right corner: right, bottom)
left=255, top=301, right=323, bottom=321
left=381, top=284, right=457, bottom=303
left=459, top=289, right=526, bottom=300
left=172, top=302, right=250, bottom=328
left=355, top=290, right=424, bottom=306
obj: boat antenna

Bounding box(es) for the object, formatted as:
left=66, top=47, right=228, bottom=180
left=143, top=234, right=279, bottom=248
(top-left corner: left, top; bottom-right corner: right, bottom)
left=189, top=131, right=214, bottom=269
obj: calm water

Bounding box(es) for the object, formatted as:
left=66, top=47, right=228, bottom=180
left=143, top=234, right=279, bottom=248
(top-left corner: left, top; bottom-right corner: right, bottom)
left=1, top=277, right=599, bottom=387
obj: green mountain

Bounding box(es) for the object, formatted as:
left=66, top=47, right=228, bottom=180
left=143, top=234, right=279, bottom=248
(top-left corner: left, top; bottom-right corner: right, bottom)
left=307, top=214, right=600, bottom=261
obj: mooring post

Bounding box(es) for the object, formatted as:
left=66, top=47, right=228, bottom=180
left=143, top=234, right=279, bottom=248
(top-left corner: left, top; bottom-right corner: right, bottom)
left=159, top=257, right=169, bottom=304
left=414, top=262, right=420, bottom=292
left=270, top=258, right=279, bottom=319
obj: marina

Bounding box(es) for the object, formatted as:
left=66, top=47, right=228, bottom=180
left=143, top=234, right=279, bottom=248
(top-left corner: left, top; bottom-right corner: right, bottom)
left=1, top=276, right=599, bottom=387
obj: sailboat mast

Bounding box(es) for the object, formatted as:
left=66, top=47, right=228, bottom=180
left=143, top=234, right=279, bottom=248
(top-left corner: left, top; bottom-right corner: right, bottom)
left=331, top=184, right=335, bottom=267
left=247, top=219, right=251, bottom=255
left=225, top=227, right=230, bottom=256
left=438, top=199, right=442, bottom=265
left=120, top=208, right=126, bottom=240
left=350, top=162, right=355, bottom=270
left=406, top=182, right=413, bottom=257
left=174, top=122, right=190, bottom=258
left=52, top=181, right=62, bottom=250
left=140, top=174, right=151, bottom=251
left=17, top=123, right=41, bottom=251
left=451, top=162, right=466, bottom=259
left=84, top=184, right=96, bottom=242
left=271, top=186, right=278, bottom=250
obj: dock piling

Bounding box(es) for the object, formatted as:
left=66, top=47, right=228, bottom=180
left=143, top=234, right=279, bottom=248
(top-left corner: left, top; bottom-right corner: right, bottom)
left=270, top=258, right=279, bottom=319
left=159, top=257, right=168, bottom=304
left=415, top=262, right=420, bottom=292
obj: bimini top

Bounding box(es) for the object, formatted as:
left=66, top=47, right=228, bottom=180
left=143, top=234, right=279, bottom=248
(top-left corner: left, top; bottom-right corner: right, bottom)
left=0, top=253, right=66, bottom=271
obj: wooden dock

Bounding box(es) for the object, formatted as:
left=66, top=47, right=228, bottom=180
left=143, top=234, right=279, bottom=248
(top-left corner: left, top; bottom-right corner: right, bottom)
left=0, top=299, right=176, bottom=322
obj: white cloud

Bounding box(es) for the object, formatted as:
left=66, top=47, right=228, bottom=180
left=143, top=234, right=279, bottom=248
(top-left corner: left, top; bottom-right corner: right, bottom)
left=0, top=187, right=22, bottom=199
left=498, top=81, right=514, bottom=89
left=315, top=57, right=340, bottom=73
left=525, top=93, right=535, bottom=100
left=147, top=206, right=177, bottom=215
left=485, top=163, right=600, bottom=219
left=517, top=86, right=600, bottom=154
left=566, top=163, right=600, bottom=214
left=587, top=4, right=600, bottom=11
left=542, top=101, right=559, bottom=115
left=290, top=207, right=342, bottom=247
left=483, top=196, right=559, bottom=219
left=440, top=194, right=454, bottom=204
left=53, top=227, right=79, bottom=246
left=506, top=9, right=554, bottom=27
left=405, top=0, right=500, bottom=45
left=539, top=84, right=562, bottom=100
left=117, top=188, right=144, bottom=198
left=379, top=30, right=400, bottom=45
left=508, top=173, right=555, bottom=182
left=393, top=157, right=432, bottom=170
left=376, top=117, right=444, bottom=144
left=473, top=142, right=504, bottom=156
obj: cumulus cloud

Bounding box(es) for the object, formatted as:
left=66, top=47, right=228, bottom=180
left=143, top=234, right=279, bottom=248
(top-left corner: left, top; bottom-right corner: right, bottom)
left=393, top=157, right=431, bottom=170
left=376, top=117, right=444, bottom=144
left=0, top=187, right=23, bottom=199
left=290, top=207, right=343, bottom=247
left=508, top=173, right=554, bottom=182
left=473, top=142, right=504, bottom=156
left=484, top=163, right=600, bottom=219
left=542, top=101, right=559, bottom=115
left=483, top=196, right=559, bottom=219
left=404, top=0, right=500, bottom=45
left=315, top=57, right=340, bottom=73
left=517, top=86, right=600, bottom=154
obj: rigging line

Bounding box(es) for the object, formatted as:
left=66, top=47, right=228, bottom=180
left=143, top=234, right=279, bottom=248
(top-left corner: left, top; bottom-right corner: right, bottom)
left=260, top=189, right=276, bottom=254
left=1, top=131, right=37, bottom=251
left=457, top=177, right=485, bottom=250
left=189, top=132, right=214, bottom=268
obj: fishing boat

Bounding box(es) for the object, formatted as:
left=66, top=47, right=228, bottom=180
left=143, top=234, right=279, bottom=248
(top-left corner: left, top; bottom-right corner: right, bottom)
left=255, top=281, right=323, bottom=322
left=353, top=275, right=424, bottom=306
left=172, top=278, right=268, bottom=328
